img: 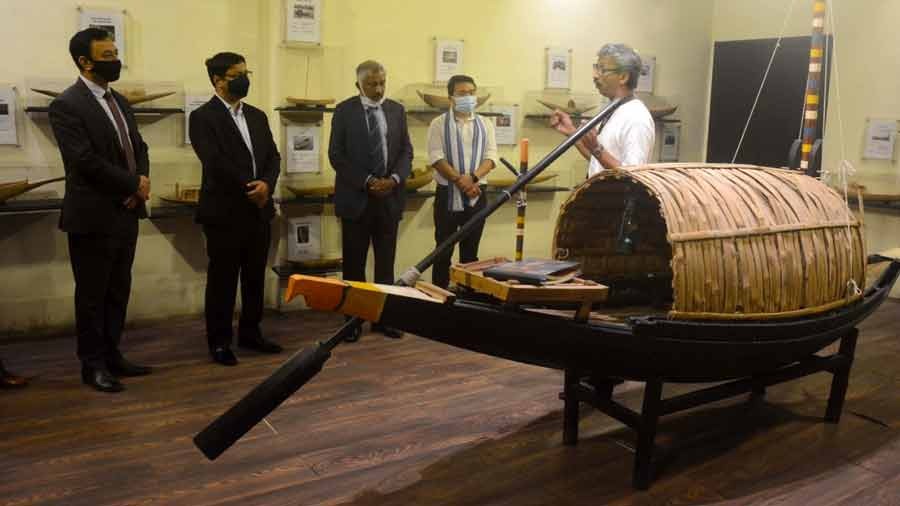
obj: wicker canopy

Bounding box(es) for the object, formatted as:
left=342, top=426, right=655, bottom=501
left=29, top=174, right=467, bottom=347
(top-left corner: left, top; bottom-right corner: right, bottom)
left=553, top=164, right=866, bottom=320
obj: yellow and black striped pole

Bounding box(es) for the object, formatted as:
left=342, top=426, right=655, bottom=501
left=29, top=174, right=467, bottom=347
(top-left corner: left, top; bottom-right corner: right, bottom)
left=801, top=0, right=826, bottom=176
left=515, top=138, right=528, bottom=261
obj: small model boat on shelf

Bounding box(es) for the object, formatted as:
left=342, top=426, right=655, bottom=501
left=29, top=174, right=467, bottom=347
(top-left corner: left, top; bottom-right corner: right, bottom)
left=416, top=90, right=491, bottom=110
left=535, top=98, right=599, bottom=116
left=158, top=183, right=200, bottom=205
left=0, top=177, right=65, bottom=203
left=32, top=88, right=176, bottom=106
left=284, top=97, right=336, bottom=108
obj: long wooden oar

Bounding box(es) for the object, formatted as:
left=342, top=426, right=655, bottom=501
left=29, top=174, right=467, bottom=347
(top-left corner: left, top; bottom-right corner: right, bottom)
left=193, top=97, right=630, bottom=461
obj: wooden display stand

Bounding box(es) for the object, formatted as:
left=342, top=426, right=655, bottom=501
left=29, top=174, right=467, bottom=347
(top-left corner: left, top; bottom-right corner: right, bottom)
left=450, top=257, right=609, bottom=321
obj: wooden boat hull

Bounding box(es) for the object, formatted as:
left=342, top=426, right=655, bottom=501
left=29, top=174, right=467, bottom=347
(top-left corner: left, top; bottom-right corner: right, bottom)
left=286, top=258, right=900, bottom=383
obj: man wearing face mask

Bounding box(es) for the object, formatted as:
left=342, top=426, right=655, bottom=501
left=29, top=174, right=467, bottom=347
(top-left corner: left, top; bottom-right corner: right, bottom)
left=48, top=28, right=152, bottom=393
left=426, top=74, right=498, bottom=289
left=189, top=52, right=282, bottom=366
left=550, top=43, right=654, bottom=176
left=329, top=60, right=413, bottom=341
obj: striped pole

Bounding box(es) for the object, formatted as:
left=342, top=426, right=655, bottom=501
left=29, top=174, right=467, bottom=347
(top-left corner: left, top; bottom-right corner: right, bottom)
left=801, top=0, right=827, bottom=175
left=515, top=138, right=528, bottom=262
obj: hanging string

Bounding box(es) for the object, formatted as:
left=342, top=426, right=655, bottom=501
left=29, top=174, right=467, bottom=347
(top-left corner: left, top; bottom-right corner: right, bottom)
left=821, top=0, right=862, bottom=297
left=732, top=0, right=798, bottom=163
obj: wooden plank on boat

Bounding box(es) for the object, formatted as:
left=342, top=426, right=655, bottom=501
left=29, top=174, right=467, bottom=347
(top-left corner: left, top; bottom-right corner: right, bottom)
left=450, top=257, right=609, bottom=316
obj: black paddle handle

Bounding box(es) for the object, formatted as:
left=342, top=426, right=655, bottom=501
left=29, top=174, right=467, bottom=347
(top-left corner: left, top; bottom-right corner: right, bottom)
left=194, top=345, right=331, bottom=460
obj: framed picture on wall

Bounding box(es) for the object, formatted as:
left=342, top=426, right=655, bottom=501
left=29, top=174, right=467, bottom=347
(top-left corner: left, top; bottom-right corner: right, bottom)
left=284, top=0, right=322, bottom=45
left=78, top=7, right=126, bottom=66
left=0, top=85, right=19, bottom=146
left=545, top=47, right=572, bottom=90
left=660, top=122, right=680, bottom=162
left=434, top=39, right=464, bottom=84
left=285, top=124, right=321, bottom=173
left=287, top=216, right=322, bottom=262
left=636, top=55, right=655, bottom=94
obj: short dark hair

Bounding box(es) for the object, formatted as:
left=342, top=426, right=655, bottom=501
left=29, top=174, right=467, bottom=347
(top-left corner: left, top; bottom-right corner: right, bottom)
left=69, top=28, right=112, bottom=70
left=447, top=75, right=476, bottom=96
left=205, top=52, right=246, bottom=85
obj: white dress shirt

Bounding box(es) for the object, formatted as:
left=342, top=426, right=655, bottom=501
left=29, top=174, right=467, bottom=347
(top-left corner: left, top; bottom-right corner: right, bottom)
left=587, top=98, right=655, bottom=177
left=216, top=94, right=257, bottom=178
left=427, top=112, right=498, bottom=186
left=79, top=75, right=131, bottom=150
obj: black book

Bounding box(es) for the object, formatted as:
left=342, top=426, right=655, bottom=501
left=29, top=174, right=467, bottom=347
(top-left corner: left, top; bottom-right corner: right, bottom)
left=482, top=259, right=581, bottom=286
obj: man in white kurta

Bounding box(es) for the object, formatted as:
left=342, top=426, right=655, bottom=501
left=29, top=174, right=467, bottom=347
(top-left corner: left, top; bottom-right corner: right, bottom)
left=427, top=74, right=498, bottom=288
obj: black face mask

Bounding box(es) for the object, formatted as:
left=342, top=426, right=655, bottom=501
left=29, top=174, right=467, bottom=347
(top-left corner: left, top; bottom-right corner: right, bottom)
left=91, top=59, right=122, bottom=82
left=226, top=74, right=250, bottom=99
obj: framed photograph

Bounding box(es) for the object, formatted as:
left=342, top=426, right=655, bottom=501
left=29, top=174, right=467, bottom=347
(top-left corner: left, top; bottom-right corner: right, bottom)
left=491, top=104, right=518, bottom=146
left=636, top=55, right=655, bottom=93
left=659, top=122, right=681, bottom=162
left=545, top=47, right=572, bottom=90
left=434, top=39, right=464, bottom=83
left=862, top=118, right=897, bottom=160
left=285, top=124, right=321, bottom=173
left=287, top=216, right=322, bottom=261
left=285, top=0, right=322, bottom=44
left=0, top=85, right=18, bottom=146
left=78, top=7, right=126, bottom=65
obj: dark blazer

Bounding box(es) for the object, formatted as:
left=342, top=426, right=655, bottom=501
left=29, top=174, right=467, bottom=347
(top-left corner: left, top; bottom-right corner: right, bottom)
left=328, top=97, right=413, bottom=221
left=49, top=78, right=149, bottom=234
left=189, top=97, right=280, bottom=225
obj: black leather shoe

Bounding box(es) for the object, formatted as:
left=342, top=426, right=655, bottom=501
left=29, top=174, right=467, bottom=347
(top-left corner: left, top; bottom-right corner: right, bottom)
left=372, top=324, right=403, bottom=339
left=108, top=356, right=152, bottom=377
left=0, top=369, right=27, bottom=389
left=238, top=336, right=283, bottom=354
left=81, top=367, right=124, bottom=393
left=344, top=322, right=362, bottom=343
left=210, top=347, right=238, bottom=366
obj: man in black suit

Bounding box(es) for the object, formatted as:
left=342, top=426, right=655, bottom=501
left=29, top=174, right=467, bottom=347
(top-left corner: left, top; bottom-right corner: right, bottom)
left=48, top=28, right=152, bottom=393
left=329, top=60, right=413, bottom=341
left=189, top=52, right=282, bottom=366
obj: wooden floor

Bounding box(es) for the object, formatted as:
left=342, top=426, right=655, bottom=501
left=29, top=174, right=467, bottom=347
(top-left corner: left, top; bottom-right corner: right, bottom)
left=1, top=302, right=899, bottom=506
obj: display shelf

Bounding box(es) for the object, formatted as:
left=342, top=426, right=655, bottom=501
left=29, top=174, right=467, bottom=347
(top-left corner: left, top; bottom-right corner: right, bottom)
left=0, top=198, right=63, bottom=214
left=25, top=106, right=184, bottom=116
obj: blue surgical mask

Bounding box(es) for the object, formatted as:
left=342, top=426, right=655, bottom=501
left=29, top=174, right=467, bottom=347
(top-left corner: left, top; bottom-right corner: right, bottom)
left=453, top=95, right=477, bottom=113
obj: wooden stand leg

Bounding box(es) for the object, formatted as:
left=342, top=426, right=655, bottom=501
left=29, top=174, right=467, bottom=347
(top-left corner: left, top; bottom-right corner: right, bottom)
left=633, top=379, right=663, bottom=490
left=826, top=328, right=858, bottom=423
left=563, top=369, right=580, bottom=446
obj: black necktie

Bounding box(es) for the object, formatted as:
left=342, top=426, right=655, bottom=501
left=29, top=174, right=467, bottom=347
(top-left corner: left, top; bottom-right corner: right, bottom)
left=366, top=106, right=386, bottom=176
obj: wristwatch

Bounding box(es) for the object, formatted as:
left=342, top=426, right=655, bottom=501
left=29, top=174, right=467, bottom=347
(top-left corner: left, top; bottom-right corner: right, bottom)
left=592, top=144, right=605, bottom=159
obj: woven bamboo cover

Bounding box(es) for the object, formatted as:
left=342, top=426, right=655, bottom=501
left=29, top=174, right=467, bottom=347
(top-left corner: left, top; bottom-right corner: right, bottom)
left=553, top=164, right=866, bottom=320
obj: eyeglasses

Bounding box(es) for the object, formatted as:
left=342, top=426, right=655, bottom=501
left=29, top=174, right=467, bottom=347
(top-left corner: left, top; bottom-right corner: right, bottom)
left=225, top=70, right=253, bottom=79
left=592, top=63, right=621, bottom=75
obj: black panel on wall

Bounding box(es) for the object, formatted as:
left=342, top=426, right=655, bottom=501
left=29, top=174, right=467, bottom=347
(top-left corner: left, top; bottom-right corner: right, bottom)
left=707, top=36, right=831, bottom=166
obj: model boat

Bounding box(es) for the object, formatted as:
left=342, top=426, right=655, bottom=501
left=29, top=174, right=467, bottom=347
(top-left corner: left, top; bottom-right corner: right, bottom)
left=32, top=88, right=175, bottom=106
left=535, top=98, right=599, bottom=116
left=285, top=97, right=336, bottom=107
left=0, top=177, right=65, bottom=203
left=159, top=183, right=199, bottom=205
left=417, top=90, right=491, bottom=110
